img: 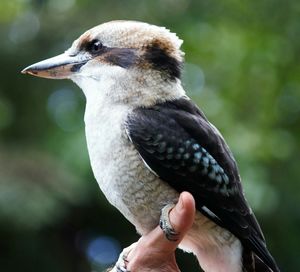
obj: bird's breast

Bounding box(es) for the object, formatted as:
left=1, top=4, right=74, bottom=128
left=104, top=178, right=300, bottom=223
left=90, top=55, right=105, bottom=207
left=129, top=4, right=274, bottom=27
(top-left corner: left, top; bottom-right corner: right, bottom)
left=84, top=103, right=179, bottom=234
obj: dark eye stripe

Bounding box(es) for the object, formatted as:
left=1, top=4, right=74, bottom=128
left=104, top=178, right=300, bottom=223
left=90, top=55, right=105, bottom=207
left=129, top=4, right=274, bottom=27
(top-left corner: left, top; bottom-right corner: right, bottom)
left=143, top=42, right=182, bottom=80
left=102, top=48, right=137, bottom=68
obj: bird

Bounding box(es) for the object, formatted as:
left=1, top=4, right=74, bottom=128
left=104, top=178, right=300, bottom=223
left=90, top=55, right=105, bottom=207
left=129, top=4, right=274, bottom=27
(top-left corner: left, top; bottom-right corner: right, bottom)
left=22, top=20, right=280, bottom=272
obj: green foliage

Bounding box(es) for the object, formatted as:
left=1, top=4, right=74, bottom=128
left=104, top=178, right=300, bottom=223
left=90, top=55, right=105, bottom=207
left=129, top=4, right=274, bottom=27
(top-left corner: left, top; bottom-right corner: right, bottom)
left=0, top=0, right=299, bottom=271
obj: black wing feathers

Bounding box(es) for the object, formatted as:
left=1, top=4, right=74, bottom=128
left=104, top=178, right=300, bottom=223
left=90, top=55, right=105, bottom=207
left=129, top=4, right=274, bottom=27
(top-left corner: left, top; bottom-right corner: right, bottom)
left=126, top=97, right=279, bottom=272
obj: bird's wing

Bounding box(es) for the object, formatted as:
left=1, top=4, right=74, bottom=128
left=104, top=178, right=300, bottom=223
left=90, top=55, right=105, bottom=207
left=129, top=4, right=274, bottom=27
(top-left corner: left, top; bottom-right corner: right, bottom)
left=125, top=97, right=279, bottom=272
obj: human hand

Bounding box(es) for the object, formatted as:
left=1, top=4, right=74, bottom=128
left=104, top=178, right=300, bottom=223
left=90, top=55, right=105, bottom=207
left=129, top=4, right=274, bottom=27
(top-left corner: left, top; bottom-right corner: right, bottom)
left=110, top=192, right=195, bottom=272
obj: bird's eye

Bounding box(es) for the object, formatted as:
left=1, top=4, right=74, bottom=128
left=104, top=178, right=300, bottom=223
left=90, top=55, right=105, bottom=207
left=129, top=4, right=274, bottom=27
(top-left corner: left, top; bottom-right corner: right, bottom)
left=88, top=39, right=103, bottom=54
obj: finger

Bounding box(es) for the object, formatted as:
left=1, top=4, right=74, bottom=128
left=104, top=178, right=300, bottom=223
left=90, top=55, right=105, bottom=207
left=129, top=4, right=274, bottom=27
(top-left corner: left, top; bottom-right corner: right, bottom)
left=169, top=191, right=196, bottom=237
left=142, top=191, right=196, bottom=253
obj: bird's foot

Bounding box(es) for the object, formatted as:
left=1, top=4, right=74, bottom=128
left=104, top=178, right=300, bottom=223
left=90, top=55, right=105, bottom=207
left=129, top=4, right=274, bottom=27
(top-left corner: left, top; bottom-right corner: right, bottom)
left=109, top=242, right=137, bottom=272
left=159, top=203, right=180, bottom=242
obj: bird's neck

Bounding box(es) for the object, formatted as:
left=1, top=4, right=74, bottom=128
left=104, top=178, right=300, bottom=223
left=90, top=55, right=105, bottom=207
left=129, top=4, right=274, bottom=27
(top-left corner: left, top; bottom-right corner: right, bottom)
left=74, top=69, right=186, bottom=110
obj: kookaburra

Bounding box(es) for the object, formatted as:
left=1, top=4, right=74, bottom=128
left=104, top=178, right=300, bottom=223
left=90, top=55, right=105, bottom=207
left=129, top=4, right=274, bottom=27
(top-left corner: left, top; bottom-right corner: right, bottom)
left=22, top=20, right=280, bottom=272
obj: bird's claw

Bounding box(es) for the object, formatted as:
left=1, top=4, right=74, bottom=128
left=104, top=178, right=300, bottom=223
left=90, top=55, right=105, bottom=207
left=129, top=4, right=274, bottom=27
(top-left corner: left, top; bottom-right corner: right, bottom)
left=116, top=265, right=129, bottom=272
left=110, top=242, right=137, bottom=272
left=116, top=253, right=130, bottom=272
left=159, top=203, right=180, bottom=242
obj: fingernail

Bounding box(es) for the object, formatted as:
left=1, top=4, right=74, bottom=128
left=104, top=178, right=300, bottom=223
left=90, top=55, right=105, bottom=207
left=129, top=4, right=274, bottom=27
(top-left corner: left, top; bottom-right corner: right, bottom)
left=176, top=194, right=184, bottom=213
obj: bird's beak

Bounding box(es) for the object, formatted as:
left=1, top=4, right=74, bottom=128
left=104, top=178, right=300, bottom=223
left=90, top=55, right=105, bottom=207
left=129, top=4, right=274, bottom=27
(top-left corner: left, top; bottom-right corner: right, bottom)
left=21, top=52, right=89, bottom=79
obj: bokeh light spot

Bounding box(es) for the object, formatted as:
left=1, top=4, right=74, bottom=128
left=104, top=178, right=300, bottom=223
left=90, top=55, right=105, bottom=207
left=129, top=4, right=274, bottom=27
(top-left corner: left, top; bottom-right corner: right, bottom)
left=47, top=88, right=84, bottom=132
left=48, top=0, right=75, bottom=13
left=9, top=11, right=40, bottom=44
left=182, top=62, right=205, bottom=95
left=86, top=236, right=121, bottom=266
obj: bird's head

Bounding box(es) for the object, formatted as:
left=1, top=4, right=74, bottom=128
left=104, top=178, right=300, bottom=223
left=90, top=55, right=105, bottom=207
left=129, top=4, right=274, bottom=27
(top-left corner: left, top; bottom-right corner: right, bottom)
left=22, top=20, right=185, bottom=106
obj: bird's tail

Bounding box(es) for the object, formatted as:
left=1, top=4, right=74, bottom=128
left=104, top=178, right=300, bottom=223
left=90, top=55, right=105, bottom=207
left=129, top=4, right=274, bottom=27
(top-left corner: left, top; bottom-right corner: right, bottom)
left=242, top=249, right=278, bottom=272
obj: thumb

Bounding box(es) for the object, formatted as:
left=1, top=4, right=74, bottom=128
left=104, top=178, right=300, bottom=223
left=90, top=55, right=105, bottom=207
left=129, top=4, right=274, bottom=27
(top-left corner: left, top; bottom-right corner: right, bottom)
left=145, top=191, right=196, bottom=253
left=125, top=192, right=196, bottom=271
left=169, top=191, right=196, bottom=241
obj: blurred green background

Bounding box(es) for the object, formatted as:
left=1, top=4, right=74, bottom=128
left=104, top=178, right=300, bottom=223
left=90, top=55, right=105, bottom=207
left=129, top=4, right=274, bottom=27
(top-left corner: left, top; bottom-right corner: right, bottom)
left=0, top=0, right=299, bottom=271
